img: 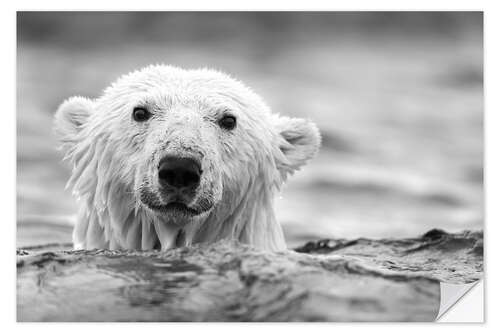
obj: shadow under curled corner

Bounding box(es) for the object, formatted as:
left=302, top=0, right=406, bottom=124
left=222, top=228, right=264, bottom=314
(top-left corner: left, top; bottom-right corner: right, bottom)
left=16, top=229, right=482, bottom=322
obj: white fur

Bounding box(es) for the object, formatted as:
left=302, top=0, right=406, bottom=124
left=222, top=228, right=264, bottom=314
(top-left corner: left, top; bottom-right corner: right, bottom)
left=54, top=65, right=321, bottom=252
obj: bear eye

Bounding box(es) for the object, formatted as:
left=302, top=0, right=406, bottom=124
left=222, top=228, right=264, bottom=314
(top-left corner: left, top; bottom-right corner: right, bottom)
left=132, top=107, right=151, bottom=122
left=219, top=114, right=237, bottom=130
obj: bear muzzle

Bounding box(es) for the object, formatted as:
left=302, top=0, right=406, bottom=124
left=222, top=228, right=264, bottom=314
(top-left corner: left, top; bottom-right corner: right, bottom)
left=158, top=155, right=202, bottom=191
left=150, top=154, right=206, bottom=213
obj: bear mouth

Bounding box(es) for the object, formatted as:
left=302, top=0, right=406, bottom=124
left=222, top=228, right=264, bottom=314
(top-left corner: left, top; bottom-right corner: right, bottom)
left=139, top=187, right=212, bottom=217
left=146, top=201, right=201, bottom=216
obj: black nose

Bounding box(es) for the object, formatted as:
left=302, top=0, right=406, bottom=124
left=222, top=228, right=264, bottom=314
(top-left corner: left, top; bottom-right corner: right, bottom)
left=158, top=156, right=202, bottom=190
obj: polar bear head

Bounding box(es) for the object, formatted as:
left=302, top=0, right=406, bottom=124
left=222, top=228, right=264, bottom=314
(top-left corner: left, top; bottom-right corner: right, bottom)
left=55, top=65, right=320, bottom=251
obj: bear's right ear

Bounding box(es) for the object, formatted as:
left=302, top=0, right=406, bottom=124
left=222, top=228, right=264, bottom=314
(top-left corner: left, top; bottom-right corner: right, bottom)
left=54, top=96, right=94, bottom=151
left=273, top=115, right=321, bottom=181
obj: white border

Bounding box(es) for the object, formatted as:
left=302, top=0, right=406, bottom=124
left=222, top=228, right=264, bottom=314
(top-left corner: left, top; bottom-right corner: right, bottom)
left=5, top=0, right=490, bottom=11
left=4, top=0, right=497, bottom=331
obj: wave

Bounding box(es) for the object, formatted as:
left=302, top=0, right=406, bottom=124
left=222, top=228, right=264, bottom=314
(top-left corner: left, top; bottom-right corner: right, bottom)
left=16, top=229, right=482, bottom=321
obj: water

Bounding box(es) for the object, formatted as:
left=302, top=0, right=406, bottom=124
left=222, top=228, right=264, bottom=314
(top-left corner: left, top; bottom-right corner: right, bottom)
left=17, top=15, right=483, bottom=248
left=17, top=240, right=441, bottom=321
left=17, top=230, right=482, bottom=321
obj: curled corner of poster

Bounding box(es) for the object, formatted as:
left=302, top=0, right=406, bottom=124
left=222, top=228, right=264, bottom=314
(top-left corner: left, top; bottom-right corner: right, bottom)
left=436, top=279, right=484, bottom=322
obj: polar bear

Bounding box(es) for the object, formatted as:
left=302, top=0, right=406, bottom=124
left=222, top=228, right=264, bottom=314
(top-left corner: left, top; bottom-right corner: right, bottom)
left=54, top=65, right=320, bottom=251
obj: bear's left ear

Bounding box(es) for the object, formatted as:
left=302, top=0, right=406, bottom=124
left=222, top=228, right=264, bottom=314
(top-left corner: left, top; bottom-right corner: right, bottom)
left=273, top=115, right=321, bottom=179
left=54, top=96, right=95, bottom=152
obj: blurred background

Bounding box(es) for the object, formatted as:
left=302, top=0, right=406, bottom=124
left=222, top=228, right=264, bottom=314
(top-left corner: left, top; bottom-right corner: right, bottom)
left=17, top=12, right=483, bottom=248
